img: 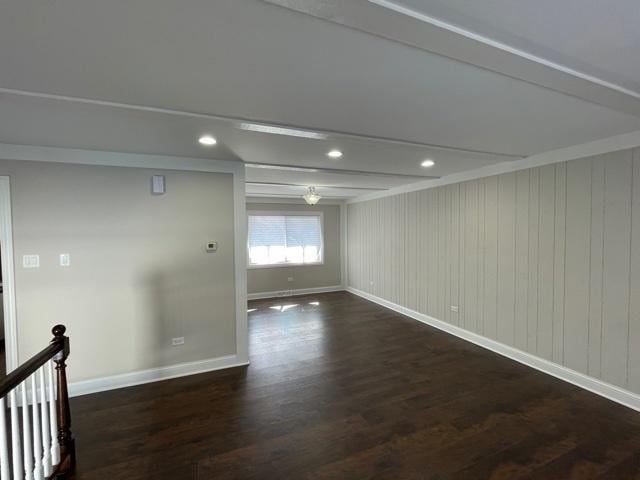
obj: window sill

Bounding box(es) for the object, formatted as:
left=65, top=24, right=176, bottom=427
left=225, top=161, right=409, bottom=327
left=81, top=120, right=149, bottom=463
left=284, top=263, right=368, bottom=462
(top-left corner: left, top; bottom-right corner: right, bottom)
left=247, top=262, right=325, bottom=270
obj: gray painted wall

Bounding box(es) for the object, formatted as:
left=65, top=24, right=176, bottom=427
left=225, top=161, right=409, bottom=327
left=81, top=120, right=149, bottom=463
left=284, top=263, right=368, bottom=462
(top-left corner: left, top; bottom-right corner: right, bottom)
left=0, top=159, right=236, bottom=382
left=347, top=148, right=640, bottom=395
left=247, top=202, right=341, bottom=294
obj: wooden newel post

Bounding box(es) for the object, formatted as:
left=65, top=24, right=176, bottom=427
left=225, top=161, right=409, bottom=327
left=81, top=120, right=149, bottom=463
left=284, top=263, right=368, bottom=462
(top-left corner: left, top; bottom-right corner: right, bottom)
left=51, top=325, right=76, bottom=478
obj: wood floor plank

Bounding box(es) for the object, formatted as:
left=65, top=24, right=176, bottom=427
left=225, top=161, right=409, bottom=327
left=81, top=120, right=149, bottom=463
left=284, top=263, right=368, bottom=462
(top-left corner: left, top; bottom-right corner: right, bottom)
left=71, top=292, right=640, bottom=479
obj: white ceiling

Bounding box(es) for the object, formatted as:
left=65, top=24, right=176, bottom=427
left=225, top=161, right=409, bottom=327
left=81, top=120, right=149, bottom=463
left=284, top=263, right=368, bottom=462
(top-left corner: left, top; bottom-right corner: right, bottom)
left=392, top=0, right=640, bottom=94
left=1, top=0, right=639, bottom=200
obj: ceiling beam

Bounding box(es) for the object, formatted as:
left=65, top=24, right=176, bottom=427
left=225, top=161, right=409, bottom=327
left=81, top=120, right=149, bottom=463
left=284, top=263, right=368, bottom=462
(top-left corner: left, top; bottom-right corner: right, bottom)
left=246, top=181, right=386, bottom=191
left=0, top=87, right=523, bottom=159
left=245, top=162, right=440, bottom=178
left=262, top=0, right=640, bottom=118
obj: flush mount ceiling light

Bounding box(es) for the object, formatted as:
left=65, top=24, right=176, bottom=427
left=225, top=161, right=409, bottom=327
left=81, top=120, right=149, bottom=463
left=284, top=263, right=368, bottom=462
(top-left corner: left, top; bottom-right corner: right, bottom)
left=327, top=150, right=343, bottom=159
left=421, top=159, right=436, bottom=167
left=238, top=122, right=328, bottom=140
left=198, top=135, right=217, bottom=146
left=303, top=186, right=322, bottom=205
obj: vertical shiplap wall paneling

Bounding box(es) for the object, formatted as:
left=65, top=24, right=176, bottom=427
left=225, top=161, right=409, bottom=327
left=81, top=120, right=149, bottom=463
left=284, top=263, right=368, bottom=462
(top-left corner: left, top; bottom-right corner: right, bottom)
left=464, top=181, right=479, bottom=333
left=537, top=165, right=556, bottom=361
left=629, top=148, right=640, bottom=392
left=588, top=157, right=605, bottom=378
left=419, top=190, right=429, bottom=314
left=391, top=197, right=397, bottom=301
left=497, top=173, right=516, bottom=345
left=385, top=197, right=393, bottom=299
left=437, top=188, right=445, bottom=321
left=451, top=184, right=460, bottom=326
left=399, top=195, right=406, bottom=306
left=346, top=147, right=640, bottom=395
left=601, top=150, right=633, bottom=387
left=478, top=180, right=486, bottom=336
left=356, top=200, right=360, bottom=288
left=515, top=170, right=530, bottom=351
left=442, top=188, right=450, bottom=324
left=483, top=176, right=499, bottom=340
left=527, top=168, right=540, bottom=354
left=426, top=189, right=437, bottom=318
left=407, top=192, right=418, bottom=311
left=371, top=201, right=378, bottom=294
left=553, top=163, right=567, bottom=364
left=459, top=183, right=467, bottom=329
left=564, top=158, right=592, bottom=373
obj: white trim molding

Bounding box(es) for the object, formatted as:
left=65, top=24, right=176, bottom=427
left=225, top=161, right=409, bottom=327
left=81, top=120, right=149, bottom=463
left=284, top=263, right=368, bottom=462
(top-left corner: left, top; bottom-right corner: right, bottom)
left=0, top=177, right=18, bottom=372
left=248, top=285, right=344, bottom=301
left=347, top=287, right=640, bottom=412
left=349, top=129, right=640, bottom=204
left=69, top=354, right=249, bottom=397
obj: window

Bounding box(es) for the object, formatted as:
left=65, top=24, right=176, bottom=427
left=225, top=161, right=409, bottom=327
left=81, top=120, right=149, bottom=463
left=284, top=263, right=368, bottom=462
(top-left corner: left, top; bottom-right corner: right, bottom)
left=248, top=212, right=324, bottom=267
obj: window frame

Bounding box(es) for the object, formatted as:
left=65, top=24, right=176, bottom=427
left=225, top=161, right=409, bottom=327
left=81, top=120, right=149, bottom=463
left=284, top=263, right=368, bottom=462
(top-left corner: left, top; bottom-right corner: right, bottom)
left=247, top=210, right=325, bottom=269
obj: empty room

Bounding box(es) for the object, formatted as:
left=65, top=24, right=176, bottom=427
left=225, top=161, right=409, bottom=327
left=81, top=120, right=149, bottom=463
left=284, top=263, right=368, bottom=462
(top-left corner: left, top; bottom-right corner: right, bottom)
left=1, top=0, right=640, bottom=479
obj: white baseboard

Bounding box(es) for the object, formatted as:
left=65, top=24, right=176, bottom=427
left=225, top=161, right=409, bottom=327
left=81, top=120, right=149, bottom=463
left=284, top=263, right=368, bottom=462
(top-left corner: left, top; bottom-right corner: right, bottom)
left=69, top=354, right=249, bottom=397
left=347, top=287, right=640, bottom=412
left=248, top=285, right=344, bottom=300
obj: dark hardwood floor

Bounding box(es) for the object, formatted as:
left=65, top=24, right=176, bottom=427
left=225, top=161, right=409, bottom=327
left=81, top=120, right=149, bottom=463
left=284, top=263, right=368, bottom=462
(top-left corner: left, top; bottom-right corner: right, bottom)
left=71, top=292, right=640, bottom=479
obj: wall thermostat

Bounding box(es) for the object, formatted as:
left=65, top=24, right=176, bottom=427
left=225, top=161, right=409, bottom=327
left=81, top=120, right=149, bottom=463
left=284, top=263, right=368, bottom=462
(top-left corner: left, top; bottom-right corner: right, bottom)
left=206, top=241, right=218, bottom=252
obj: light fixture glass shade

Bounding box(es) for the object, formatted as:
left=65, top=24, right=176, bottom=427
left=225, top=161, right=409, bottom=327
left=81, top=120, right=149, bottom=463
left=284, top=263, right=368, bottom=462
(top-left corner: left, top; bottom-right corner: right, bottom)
left=303, top=186, right=321, bottom=205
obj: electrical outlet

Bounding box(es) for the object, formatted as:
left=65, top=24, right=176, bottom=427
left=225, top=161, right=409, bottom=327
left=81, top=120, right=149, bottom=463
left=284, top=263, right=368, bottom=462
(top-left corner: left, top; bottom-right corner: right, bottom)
left=450, top=306, right=459, bottom=313
left=287, top=277, right=294, bottom=282
left=171, top=337, right=185, bottom=346
left=23, top=255, right=39, bottom=268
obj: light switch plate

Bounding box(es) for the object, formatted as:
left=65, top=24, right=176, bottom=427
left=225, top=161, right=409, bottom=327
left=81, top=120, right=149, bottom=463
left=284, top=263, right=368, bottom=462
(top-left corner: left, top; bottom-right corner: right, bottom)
left=450, top=305, right=459, bottom=313
left=171, top=337, right=185, bottom=346
left=23, top=255, right=39, bottom=268
left=59, top=253, right=70, bottom=267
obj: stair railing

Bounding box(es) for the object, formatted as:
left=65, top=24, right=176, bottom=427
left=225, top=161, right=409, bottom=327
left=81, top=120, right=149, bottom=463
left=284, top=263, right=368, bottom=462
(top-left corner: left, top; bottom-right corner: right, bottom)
left=0, top=325, right=75, bottom=479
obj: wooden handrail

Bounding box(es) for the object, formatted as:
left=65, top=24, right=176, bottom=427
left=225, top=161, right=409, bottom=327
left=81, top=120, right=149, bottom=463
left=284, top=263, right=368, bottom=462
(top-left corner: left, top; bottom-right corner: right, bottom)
left=0, top=341, right=64, bottom=399
left=0, top=325, right=75, bottom=479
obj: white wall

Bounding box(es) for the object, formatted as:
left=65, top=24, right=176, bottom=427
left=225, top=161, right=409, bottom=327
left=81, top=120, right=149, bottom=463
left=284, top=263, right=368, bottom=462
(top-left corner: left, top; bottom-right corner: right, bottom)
left=0, top=156, right=244, bottom=386
left=347, top=147, right=640, bottom=396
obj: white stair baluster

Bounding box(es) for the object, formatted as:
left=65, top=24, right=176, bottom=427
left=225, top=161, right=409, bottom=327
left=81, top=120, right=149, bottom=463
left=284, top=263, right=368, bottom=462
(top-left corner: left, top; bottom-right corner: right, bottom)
left=47, top=361, right=59, bottom=467
left=10, top=390, right=22, bottom=479
left=0, top=397, right=10, bottom=480
left=30, top=376, right=42, bottom=480
left=21, top=384, right=33, bottom=480
left=38, top=369, right=51, bottom=477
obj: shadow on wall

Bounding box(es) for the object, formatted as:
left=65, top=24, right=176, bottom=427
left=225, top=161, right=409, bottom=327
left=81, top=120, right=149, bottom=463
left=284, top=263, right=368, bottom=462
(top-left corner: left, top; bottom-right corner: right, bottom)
left=136, top=256, right=236, bottom=371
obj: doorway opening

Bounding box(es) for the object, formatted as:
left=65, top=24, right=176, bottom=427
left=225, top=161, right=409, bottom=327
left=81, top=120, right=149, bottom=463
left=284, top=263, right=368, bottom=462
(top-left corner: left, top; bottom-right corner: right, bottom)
left=0, top=176, right=17, bottom=374
left=0, top=248, right=4, bottom=375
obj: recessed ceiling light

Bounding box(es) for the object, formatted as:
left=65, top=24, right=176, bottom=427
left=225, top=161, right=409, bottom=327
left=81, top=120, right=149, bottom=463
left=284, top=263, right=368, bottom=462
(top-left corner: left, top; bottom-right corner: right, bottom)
left=238, top=123, right=328, bottom=140
left=421, top=159, right=436, bottom=167
left=199, top=135, right=217, bottom=146
left=327, top=150, right=343, bottom=159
